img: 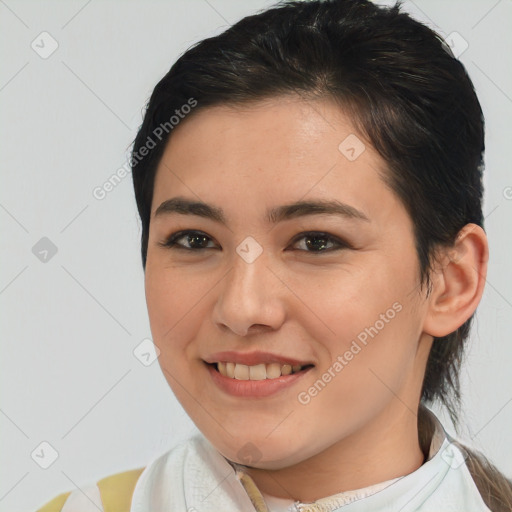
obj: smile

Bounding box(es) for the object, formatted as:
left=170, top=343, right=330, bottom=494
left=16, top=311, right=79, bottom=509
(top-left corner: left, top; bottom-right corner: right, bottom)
left=215, top=362, right=308, bottom=380
left=206, top=361, right=314, bottom=398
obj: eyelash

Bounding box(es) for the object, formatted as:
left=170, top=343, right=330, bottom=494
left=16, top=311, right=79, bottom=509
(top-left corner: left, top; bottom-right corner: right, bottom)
left=158, top=230, right=351, bottom=254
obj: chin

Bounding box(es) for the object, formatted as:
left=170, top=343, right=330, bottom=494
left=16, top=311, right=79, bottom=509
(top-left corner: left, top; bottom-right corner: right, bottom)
left=208, top=433, right=309, bottom=470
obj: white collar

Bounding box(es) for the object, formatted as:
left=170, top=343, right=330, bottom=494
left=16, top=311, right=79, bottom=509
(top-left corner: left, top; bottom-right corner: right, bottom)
left=130, top=407, right=491, bottom=512
left=228, top=407, right=448, bottom=512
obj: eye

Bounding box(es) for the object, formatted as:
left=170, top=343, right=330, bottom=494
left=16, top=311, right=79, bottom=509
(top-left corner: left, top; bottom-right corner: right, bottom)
left=158, top=230, right=350, bottom=253
left=158, top=230, right=217, bottom=251
left=289, top=231, right=350, bottom=253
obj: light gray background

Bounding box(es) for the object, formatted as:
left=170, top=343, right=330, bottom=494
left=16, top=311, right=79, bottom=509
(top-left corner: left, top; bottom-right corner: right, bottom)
left=1, top=0, right=511, bottom=510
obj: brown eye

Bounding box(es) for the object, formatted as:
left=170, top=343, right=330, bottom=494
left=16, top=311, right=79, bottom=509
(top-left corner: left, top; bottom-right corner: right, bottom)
left=158, top=230, right=351, bottom=254
left=159, top=230, right=217, bottom=251
left=290, top=232, right=350, bottom=253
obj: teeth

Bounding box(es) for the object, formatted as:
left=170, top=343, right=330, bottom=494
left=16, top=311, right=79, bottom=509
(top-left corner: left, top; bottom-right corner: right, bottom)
left=218, top=362, right=227, bottom=377
left=216, top=362, right=305, bottom=380
left=234, top=364, right=249, bottom=380
left=226, top=362, right=235, bottom=377
left=249, top=364, right=267, bottom=381
left=281, top=364, right=292, bottom=376
left=266, top=363, right=282, bottom=379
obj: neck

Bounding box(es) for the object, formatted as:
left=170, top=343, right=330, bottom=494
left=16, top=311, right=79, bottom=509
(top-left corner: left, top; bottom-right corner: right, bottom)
left=243, top=405, right=426, bottom=503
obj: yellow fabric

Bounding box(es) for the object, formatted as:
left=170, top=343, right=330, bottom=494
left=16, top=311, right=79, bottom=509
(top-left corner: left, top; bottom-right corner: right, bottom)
left=97, top=467, right=145, bottom=512
left=236, top=469, right=269, bottom=512
left=35, top=467, right=145, bottom=512
left=36, top=491, right=72, bottom=512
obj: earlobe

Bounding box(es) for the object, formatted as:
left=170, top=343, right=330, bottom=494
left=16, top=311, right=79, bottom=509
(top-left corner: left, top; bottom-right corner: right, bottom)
left=423, top=223, right=489, bottom=338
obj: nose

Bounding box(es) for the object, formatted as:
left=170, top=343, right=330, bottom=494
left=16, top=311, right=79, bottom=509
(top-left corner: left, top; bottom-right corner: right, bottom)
left=212, top=248, right=286, bottom=337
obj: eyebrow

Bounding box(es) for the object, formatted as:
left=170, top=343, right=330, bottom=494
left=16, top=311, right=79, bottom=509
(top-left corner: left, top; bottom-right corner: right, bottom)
left=153, top=196, right=371, bottom=225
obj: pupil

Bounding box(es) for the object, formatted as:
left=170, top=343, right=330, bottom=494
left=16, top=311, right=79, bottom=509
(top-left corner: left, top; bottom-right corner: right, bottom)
left=306, top=236, right=327, bottom=251
left=189, top=234, right=208, bottom=248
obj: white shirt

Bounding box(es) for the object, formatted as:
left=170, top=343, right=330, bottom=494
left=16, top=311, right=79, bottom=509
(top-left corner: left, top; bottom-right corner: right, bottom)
left=57, top=408, right=492, bottom=512
left=130, top=407, right=492, bottom=512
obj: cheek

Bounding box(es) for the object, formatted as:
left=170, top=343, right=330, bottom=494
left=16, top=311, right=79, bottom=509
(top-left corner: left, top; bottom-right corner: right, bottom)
left=286, top=256, right=407, bottom=343
left=144, top=266, right=209, bottom=408
left=292, top=258, right=419, bottom=389
left=144, top=262, right=204, bottom=352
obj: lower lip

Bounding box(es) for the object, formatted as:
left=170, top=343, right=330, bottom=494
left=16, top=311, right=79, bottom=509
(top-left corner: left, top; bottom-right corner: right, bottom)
left=206, top=362, right=313, bottom=398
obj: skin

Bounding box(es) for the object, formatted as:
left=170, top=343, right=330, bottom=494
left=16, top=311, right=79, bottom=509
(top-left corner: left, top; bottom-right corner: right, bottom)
left=144, top=95, right=488, bottom=502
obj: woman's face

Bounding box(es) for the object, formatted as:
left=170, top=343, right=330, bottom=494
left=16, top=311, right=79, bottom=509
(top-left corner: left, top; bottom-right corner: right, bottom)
left=144, top=96, right=432, bottom=469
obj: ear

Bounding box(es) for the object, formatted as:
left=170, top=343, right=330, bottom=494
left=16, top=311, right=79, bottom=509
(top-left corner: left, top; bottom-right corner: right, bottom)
left=423, top=223, right=489, bottom=338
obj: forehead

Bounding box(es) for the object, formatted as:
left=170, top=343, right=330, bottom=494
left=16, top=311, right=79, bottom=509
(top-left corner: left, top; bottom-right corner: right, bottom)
left=151, top=96, right=404, bottom=228
left=158, top=96, right=372, bottom=172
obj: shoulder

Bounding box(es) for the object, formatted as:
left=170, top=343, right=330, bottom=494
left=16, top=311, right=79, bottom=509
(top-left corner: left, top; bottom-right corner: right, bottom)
left=35, top=467, right=145, bottom=512
left=35, top=491, right=71, bottom=512
left=36, top=436, right=209, bottom=512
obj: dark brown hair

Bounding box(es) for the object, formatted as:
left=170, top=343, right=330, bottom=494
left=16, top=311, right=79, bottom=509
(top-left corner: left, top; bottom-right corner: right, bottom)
left=130, top=1, right=512, bottom=508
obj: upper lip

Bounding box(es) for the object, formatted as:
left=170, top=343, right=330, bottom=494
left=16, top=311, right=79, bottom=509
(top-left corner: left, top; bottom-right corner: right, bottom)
left=204, top=350, right=314, bottom=367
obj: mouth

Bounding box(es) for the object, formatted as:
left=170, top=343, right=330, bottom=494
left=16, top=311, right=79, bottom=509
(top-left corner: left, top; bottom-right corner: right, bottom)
left=203, top=350, right=315, bottom=397
left=205, top=360, right=314, bottom=398
left=207, top=361, right=314, bottom=380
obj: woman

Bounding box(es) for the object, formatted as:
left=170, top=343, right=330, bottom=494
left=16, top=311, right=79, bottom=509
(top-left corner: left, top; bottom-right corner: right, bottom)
left=36, top=0, right=512, bottom=510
